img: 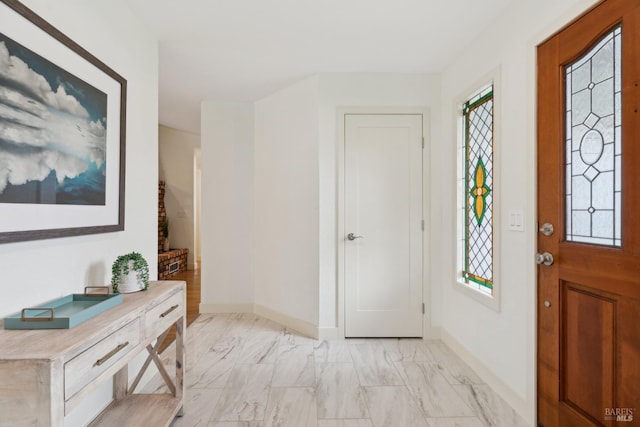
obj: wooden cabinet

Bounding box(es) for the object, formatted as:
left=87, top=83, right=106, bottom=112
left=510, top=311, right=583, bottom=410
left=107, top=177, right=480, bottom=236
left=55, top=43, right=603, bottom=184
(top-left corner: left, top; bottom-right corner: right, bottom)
left=0, top=281, right=186, bottom=427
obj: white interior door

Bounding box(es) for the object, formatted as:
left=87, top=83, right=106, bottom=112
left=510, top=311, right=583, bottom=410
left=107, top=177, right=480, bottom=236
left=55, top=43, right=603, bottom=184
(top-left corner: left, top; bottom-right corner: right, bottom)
left=344, top=114, right=423, bottom=337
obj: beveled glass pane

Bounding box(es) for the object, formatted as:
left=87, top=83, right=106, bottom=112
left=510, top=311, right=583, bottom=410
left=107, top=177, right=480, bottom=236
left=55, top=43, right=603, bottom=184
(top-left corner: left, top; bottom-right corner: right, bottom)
left=565, top=26, right=621, bottom=247
left=580, top=130, right=604, bottom=165
left=592, top=79, right=614, bottom=117
left=566, top=195, right=572, bottom=236
left=592, top=211, right=613, bottom=238
left=572, top=62, right=591, bottom=92
left=615, top=192, right=621, bottom=240
left=573, top=124, right=588, bottom=151
left=592, top=172, right=614, bottom=209
left=592, top=40, right=614, bottom=83
left=595, top=144, right=614, bottom=173
left=594, top=116, right=614, bottom=143
left=572, top=90, right=591, bottom=124
left=571, top=176, right=590, bottom=209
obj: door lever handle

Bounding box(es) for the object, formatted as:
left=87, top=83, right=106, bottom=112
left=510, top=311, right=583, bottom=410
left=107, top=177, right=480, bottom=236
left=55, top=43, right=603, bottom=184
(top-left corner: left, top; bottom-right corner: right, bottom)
left=347, top=233, right=363, bottom=241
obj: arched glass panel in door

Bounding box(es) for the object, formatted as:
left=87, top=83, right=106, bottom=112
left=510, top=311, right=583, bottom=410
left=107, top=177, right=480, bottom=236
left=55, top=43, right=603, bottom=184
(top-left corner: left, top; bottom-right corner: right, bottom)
left=565, top=26, right=622, bottom=247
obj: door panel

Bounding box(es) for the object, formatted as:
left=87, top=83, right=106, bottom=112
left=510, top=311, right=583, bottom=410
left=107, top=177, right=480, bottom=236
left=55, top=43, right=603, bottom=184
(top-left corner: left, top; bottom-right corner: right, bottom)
left=344, top=114, right=423, bottom=338
left=562, top=285, right=615, bottom=424
left=537, top=0, right=640, bottom=426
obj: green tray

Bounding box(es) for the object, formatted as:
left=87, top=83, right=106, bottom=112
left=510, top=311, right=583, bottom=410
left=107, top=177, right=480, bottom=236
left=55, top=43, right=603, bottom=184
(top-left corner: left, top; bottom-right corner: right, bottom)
left=3, top=287, right=123, bottom=330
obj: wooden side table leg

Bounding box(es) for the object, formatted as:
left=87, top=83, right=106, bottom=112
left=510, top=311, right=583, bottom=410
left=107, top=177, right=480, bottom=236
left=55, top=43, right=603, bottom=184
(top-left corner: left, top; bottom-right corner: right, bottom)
left=113, top=366, right=128, bottom=401
left=175, top=315, right=185, bottom=416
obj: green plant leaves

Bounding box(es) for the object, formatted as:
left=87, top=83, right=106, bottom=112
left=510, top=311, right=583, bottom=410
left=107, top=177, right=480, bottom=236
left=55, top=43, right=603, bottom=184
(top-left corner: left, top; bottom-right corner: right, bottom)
left=111, top=252, right=150, bottom=293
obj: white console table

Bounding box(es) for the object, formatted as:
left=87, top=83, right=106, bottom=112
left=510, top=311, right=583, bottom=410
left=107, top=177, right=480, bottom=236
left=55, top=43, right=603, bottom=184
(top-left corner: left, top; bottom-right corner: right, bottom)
left=0, top=281, right=186, bottom=427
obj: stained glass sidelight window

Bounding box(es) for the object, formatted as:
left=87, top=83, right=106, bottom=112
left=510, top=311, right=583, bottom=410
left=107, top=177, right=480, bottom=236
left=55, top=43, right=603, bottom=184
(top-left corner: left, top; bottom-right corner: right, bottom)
left=462, top=85, right=494, bottom=294
left=565, top=26, right=621, bottom=247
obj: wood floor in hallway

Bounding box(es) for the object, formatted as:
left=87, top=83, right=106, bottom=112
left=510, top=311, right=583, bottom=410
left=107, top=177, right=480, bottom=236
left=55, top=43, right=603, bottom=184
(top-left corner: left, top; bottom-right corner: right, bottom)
left=160, top=267, right=201, bottom=352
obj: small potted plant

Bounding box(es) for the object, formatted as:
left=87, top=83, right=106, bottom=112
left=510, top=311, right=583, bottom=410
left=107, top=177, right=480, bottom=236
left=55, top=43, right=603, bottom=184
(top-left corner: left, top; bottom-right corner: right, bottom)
left=111, top=252, right=150, bottom=293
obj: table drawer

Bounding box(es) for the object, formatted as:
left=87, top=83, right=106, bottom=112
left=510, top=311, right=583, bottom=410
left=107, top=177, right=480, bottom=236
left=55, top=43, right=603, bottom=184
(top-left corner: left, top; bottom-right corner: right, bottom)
left=64, top=318, right=140, bottom=400
left=144, top=292, right=183, bottom=338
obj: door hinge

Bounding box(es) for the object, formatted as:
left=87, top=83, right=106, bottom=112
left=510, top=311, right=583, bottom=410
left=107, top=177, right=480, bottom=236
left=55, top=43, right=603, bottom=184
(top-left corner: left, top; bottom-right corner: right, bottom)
left=422, top=303, right=425, bottom=314
left=422, top=137, right=425, bottom=149
left=421, top=219, right=424, bottom=231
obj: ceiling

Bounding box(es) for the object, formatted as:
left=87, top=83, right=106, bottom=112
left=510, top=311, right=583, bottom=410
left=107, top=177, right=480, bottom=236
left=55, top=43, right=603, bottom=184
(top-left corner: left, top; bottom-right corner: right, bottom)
left=124, top=0, right=515, bottom=134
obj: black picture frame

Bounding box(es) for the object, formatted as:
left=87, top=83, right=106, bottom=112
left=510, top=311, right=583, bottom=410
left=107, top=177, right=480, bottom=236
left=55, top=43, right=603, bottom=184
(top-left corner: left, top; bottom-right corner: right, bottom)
left=0, top=0, right=126, bottom=244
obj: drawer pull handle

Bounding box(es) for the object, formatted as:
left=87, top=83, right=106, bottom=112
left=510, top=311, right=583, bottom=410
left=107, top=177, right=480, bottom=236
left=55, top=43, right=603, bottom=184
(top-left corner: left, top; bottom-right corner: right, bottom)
left=94, top=342, right=129, bottom=367
left=160, top=304, right=179, bottom=318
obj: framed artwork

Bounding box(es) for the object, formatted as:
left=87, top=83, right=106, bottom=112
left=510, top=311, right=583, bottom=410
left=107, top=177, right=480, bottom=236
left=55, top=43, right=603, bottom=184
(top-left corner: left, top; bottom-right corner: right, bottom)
left=0, top=0, right=126, bottom=244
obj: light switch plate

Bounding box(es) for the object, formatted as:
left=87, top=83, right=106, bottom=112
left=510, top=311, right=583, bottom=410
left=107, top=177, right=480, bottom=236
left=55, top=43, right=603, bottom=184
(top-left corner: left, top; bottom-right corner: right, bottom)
left=508, top=209, right=524, bottom=232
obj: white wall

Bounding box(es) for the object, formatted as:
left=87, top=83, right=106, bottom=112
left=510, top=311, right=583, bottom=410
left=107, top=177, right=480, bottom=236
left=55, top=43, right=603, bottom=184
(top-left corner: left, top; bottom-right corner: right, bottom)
left=203, top=74, right=440, bottom=336
left=435, top=0, right=598, bottom=423
left=159, top=125, right=200, bottom=266
left=200, top=101, right=254, bottom=309
left=316, top=73, right=441, bottom=332
left=200, top=74, right=439, bottom=335
left=0, top=0, right=158, bottom=425
left=253, top=77, right=320, bottom=328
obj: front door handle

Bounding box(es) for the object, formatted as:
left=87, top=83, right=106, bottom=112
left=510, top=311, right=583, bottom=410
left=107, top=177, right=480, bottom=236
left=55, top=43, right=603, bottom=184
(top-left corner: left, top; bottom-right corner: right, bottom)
left=347, top=233, right=363, bottom=241
left=535, top=252, right=554, bottom=266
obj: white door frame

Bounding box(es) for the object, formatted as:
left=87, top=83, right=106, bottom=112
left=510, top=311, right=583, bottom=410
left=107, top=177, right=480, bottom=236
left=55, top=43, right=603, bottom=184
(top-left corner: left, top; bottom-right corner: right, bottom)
left=337, top=107, right=432, bottom=339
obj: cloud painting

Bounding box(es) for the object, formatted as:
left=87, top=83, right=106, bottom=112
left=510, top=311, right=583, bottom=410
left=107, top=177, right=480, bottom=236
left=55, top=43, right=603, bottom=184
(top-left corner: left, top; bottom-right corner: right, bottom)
left=0, top=32, right=107, bottom=205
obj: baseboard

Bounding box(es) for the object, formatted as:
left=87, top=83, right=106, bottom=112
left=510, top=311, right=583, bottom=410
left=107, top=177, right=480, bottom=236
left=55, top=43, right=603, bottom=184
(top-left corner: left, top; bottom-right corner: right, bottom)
left=438, top=329, right=532, bottom=426
left=253, top=304, right=318, bottom=339
left=199, top=303, right=254, bottom=313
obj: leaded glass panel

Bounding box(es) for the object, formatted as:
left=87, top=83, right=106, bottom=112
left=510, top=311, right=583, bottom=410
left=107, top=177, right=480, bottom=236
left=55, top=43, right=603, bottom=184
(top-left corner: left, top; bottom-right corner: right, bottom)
left=463, top=87, right=493, bottom=292
left=565, top=26, right=621, bottom=247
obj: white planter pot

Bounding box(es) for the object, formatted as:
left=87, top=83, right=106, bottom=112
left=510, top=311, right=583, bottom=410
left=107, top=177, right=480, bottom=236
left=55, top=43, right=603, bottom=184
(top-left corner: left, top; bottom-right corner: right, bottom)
left=118, top=263, right=144, bottom=293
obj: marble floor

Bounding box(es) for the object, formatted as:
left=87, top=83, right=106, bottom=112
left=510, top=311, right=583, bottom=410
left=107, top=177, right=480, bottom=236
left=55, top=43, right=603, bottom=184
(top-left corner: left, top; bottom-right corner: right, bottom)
left=142, top=313, right=528, bottom=427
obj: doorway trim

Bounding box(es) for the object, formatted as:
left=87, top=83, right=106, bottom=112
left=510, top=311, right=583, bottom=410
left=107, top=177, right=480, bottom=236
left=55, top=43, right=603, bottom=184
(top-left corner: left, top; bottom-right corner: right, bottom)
left=336, top=107, right=431, bottom=339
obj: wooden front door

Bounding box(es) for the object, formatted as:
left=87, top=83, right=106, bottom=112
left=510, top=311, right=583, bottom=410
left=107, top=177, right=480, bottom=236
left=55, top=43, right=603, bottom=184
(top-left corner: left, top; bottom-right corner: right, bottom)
left=537, top=0, right=640, bottom=426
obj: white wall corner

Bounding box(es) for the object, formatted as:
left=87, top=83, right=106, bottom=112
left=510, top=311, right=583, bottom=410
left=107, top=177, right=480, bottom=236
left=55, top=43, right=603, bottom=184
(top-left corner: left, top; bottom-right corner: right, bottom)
left=254, top=304, right=319, bottom=340
left=200, top=101, right=255, bottom=309
left=253, top=79, right=319, bottom=327
left=422, top=324, right=441, bottom=340
left=198, top=302, right=320, bottom=339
